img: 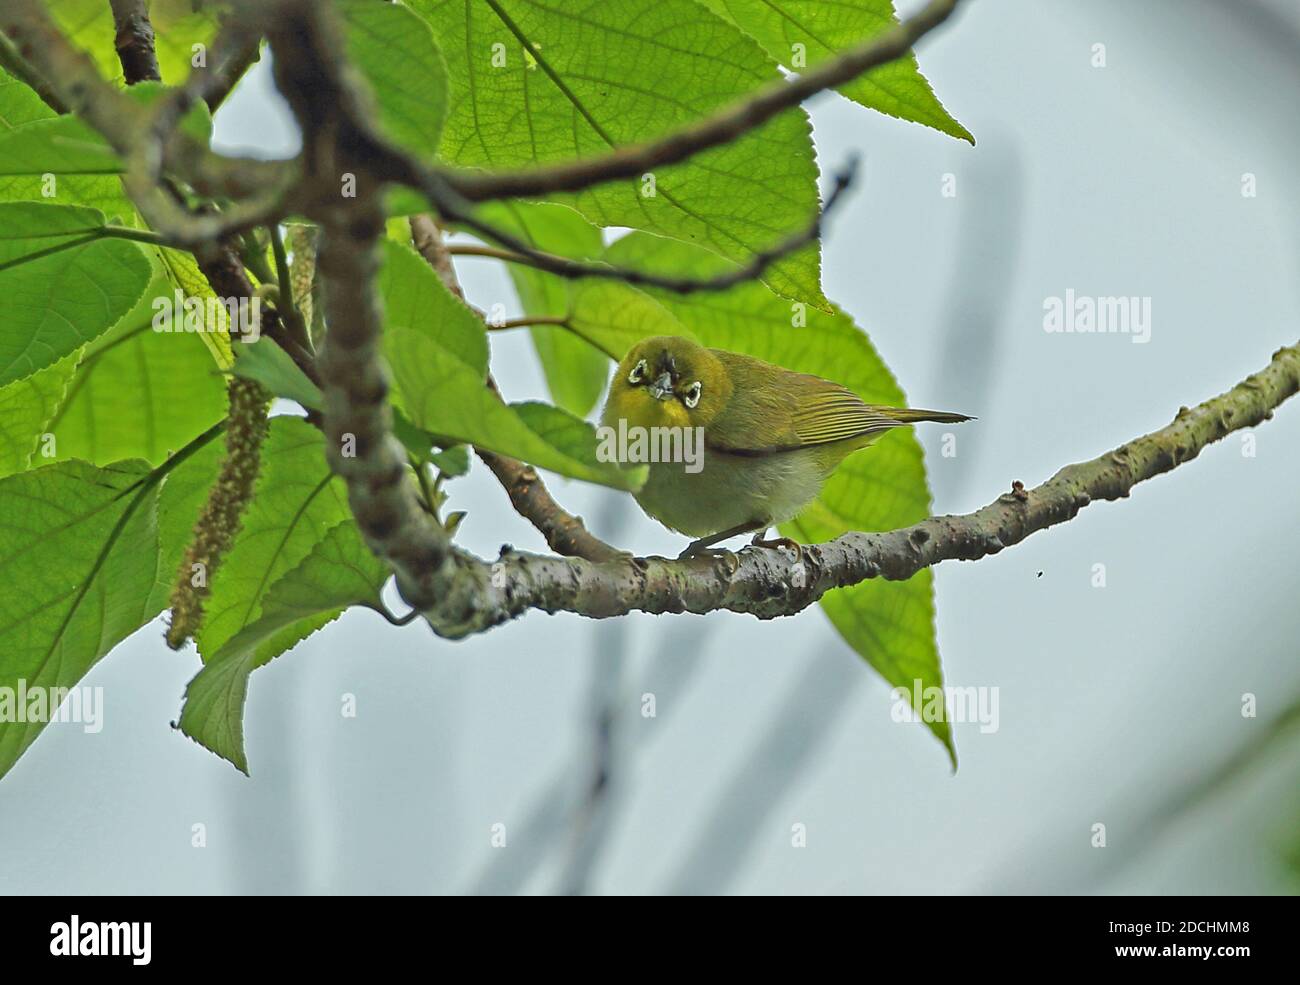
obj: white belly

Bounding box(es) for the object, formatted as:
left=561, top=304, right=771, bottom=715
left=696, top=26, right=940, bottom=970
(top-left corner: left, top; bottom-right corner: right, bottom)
left=633, top=447, right=826, bottom=537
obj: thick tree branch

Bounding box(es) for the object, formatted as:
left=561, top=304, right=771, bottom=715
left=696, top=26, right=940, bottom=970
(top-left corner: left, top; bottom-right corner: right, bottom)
left=420, top=339, right=1299, bottom=636
left=261, top=1, right=464, bottom=619
left=314, top=192, right=457, bottom=613
left=109, top=0, right=161, bottom=84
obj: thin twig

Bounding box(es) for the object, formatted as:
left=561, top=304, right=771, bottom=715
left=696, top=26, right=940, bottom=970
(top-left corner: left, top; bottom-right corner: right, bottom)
left=426, top=161, right=856, bottom=294
left=121, top=17, right=303, bottom=248
left=267, top=222, right=313, bottom=353
left=408, top=216, right=624, bottom=563
left=408, top=214, right=465, bottom=299
left=486, top=315, right=570, bottom=332
left=476, top=451, right=625, bottom=563
left=204, top=34, right=263, bottom=112
left=109, top=0, right=161, bottom=84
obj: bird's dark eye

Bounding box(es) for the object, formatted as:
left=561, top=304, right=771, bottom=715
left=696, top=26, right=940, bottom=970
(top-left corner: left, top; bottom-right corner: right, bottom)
left=683, top=381, right=702, bottom=408
left=628, top=359, right=648, bottom=385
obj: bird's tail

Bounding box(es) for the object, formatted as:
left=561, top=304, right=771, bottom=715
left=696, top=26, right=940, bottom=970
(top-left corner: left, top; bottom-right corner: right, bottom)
left=882, top=407, right=975, bottom=425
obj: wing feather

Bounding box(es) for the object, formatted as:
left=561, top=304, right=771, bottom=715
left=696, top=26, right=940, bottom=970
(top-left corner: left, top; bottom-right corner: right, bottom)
left=704, top=350, right=905, bottom=455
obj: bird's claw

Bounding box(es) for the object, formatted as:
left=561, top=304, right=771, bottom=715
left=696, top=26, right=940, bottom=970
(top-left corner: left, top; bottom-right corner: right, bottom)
left=750, top=535, right=802, bottom=561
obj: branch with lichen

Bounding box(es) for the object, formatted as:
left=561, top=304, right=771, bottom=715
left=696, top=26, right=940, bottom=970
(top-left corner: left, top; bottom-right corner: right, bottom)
left=420, top=340, right=1299, bottom=635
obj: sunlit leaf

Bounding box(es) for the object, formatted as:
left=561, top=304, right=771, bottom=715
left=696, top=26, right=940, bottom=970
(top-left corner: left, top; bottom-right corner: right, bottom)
left=379, top=241, right=644, bottom=490
left=339, top=0, right=450, bottom=159
left=699, top=0, right=972, bottom=142
left=47, top=260, right=227, bottom=466
left=0, top=202, right=152, bottom=387
left=179, top=520, right=389, bottom=772
left=475, top=201, right=610, bottom=417
left=0, top=460, right=160, bottom=779
left=412, top=0, right=826, bottom=305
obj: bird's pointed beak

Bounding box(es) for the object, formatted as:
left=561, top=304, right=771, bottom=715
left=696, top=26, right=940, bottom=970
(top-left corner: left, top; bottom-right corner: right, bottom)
left=649, top=372, right=674, bottom=400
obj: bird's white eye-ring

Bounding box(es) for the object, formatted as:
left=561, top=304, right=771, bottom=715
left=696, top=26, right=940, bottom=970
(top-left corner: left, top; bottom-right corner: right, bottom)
left=628, top=359, right=648, bottom=384
left=683, top=381, right=702, bottom=408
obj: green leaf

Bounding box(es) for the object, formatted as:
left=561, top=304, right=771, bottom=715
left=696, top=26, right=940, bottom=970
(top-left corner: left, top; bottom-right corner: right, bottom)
left=157, top=247, right=234, bottom=369
left=698, top=0, right=972, bottom=143
left=412, top=0, right=826, bottom=306
left=230, top=338, right=323, bottom=412
left=0, top=68, right=54, bottom=130
left=510, top=399, right=641, bottom=482
left=391, top=406, right=434, bottom=459
left=0, top=460, right=161, bottom=779
left=46, top=260, right=227, bottom=466
left=179, top=520, right=389, bottom=772
left=0, top=77, right=211, bottom=219
left=0, top=116, right=122, bottom=177
left=429, top=443, right=471, bottom=477
left=0, top=418, right=227, bottom=780
left=606, top=231, right=953, bottom=761
left=0, top=202, right=152, bottom=387
left=0, top=81, right=212, bottom=174
left=476, top=201, right=610, bottom=417
left=0, top=350, right=79, bottom=476
left=339, top=0, right=450, bottom=158
left=391, top=406, right=473, bottom=478
left=379, top=241, right=643, bottom=490
left=194, top=417, right=353, bottom=660
left=564, top=279, right=695, bottom=361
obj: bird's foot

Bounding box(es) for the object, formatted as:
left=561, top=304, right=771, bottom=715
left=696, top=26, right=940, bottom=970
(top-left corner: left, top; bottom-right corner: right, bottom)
left=677, top=541, right=733, bottom=560
left=749, top=535, right=802, bottom=561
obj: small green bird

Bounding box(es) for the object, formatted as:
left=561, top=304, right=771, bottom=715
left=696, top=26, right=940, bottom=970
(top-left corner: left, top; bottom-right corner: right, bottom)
left=601, top=335, right=972, bottom=557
